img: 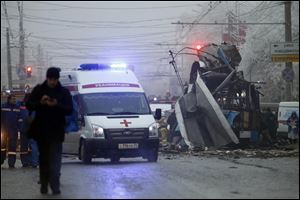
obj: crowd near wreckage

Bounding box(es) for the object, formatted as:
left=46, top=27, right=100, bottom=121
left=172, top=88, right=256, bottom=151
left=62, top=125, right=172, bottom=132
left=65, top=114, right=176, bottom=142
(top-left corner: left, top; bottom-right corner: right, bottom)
left=168, top=43, right=266, bottom=150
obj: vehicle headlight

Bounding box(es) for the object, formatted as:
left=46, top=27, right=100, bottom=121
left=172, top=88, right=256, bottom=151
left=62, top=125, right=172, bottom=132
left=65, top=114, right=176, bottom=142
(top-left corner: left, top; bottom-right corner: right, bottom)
left=149, top=123, right=158, bottom=138
left=241, top=90, right=247, bottom=98
left=91, top=124, right=104, bottom=138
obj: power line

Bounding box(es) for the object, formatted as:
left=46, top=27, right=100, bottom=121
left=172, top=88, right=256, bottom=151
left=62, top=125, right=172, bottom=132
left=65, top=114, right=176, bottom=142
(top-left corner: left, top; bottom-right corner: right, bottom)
left=5, top=17, right=175, bottom=29
left=28, top=38, right=171, bottom=65
left=33, top=32, right=176, bottom=41
left=177, top=1, right=222, bottom=42
left=0, top=21, right=177, bottom=42
left=5, top=4, right=71, bottom=11
left=22, top=13, right=199, bottom=25
left=245, top=2, right=285, bottom=40
left=34, top=1, right=200, bottom=10
left=172, top=22, right=285, bottom=25
left=239, top=2, right=283, bottom=17
left=30, top=37, right=170, bottom=61
left=31, top=41, right=157, bottom=49
left=21, top=14, right=172, bottom=27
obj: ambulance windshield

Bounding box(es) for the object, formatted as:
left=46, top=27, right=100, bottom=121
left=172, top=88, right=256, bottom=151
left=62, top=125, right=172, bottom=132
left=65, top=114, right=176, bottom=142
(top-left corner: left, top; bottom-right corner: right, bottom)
left=81, top=92, right=151, bottom=115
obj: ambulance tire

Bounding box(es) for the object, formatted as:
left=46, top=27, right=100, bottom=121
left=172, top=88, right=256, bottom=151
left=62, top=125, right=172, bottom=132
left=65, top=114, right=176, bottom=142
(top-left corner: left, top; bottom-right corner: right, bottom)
left=1, top=151, right=6, bottom=165
left=147, top=148, right=158, bottom=162
left=80, top=140, right=92, bottom=164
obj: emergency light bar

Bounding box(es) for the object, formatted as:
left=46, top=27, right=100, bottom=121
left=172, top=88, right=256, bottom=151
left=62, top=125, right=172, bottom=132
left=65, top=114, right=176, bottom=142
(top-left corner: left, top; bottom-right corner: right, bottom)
left=110, top=63, right=127, bottom=69
left=79, top=64, right=110, bottom=70
left=79, top=63, right=127, bottom=71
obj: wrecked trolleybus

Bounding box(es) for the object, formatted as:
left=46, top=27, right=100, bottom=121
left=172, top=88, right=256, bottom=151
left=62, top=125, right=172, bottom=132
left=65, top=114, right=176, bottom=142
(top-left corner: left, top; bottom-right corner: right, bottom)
left=168, top=43, right=264, bottom=148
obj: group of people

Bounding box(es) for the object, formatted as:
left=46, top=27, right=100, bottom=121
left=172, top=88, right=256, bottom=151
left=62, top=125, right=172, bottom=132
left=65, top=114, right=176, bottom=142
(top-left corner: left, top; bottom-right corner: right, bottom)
left=261, top=108, right=299, bottom=145
left=1, top=67, right=73, bottom=195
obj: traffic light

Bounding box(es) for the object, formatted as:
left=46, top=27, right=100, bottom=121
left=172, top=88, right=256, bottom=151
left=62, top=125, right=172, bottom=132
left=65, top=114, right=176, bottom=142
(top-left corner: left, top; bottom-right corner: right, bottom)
left=25, top=66, right=32, bottom=77
left=196, top=45, right=202, bottom=50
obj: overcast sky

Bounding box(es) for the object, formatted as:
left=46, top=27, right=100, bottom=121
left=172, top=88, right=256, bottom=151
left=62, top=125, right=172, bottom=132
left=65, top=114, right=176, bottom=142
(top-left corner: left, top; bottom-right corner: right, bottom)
left=1, top=1, right=209, bottom=69
left=1, top=1, right=262, bottom=68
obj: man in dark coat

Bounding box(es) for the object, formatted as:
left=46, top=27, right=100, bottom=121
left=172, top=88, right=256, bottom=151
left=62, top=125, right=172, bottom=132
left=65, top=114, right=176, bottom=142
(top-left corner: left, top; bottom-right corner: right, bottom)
left=26, top=67, right=73, bottom=195
left=263, top=108, right=278, bottom=141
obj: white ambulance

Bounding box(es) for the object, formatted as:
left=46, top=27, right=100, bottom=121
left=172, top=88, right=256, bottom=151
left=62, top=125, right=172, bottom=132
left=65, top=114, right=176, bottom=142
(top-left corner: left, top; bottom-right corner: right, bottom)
left=60, top=63, right=161, bottom=163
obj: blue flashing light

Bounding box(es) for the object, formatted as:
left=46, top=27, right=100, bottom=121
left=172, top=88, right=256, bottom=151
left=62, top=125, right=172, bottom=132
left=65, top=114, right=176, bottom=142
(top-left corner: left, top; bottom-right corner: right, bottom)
left=110, top=63, right=127, bottom=69
left=79, top=63, right=128, bottom=71
left=79, top=63, right=110, bottom=70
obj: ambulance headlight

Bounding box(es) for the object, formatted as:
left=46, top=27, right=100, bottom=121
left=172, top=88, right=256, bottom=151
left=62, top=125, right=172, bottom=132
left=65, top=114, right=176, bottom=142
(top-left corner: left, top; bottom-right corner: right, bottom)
left=91, top=124, right=104, bottom=138
left=149, top=123, right=158, bottom=138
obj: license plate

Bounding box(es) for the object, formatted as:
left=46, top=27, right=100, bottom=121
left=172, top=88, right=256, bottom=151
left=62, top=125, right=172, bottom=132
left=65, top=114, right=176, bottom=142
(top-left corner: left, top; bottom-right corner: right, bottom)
left=118, top=143, right=139, bottom=149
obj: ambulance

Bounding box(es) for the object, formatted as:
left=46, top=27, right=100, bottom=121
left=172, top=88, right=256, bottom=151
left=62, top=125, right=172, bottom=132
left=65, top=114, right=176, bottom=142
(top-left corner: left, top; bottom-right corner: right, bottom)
left=60, top=63, right=161, bottom=163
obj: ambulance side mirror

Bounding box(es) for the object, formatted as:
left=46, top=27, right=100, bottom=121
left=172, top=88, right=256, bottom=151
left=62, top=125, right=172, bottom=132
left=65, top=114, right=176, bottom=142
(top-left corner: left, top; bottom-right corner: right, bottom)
left=154, top=108, right=162, bottom=120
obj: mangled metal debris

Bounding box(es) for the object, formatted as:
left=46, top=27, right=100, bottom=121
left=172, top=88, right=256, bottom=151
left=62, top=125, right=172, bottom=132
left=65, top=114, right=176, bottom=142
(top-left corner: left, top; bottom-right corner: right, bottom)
left=169, top=43, right=263, bottom=149
left=175, top=75, right=239, bottom=148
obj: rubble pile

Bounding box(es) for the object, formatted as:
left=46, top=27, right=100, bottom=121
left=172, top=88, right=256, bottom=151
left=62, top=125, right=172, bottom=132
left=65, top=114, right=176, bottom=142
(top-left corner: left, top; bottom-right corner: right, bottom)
left=160, top=138, right=299, bottom=159
left=189, top=148, right=299, bottom=159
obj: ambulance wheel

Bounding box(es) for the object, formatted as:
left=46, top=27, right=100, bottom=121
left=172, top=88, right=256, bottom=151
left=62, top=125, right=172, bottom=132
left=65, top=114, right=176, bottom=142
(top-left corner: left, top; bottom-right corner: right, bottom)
left=80, top=140, right=92, bottom=164
left=147, top=148, right=158, bottom=162
left=1, top=151, right=6, bottom=165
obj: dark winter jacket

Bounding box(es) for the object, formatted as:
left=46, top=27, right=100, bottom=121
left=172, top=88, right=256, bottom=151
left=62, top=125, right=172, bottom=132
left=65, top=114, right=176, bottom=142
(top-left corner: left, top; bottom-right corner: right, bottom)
left=26, top=81, right=73, bottom=142
left=1, top=103, right=21, bottom=135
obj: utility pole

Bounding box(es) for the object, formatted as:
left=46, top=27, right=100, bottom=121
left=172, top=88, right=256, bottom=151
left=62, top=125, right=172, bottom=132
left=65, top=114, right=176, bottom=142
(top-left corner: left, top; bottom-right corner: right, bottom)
left=37, top=44, right=44, bottom=83
left=6, top=28, right=12, bottom=90
left=235, top=2, right=239, bottom=46
left=284, top=1, right=293, bottom=101
left=18, top=1, right=25, bottom=88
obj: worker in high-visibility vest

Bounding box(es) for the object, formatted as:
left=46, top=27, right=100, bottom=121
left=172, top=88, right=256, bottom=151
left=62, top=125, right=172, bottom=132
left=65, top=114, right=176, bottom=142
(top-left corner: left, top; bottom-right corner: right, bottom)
left=1, top=94, right=22, bottom=168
